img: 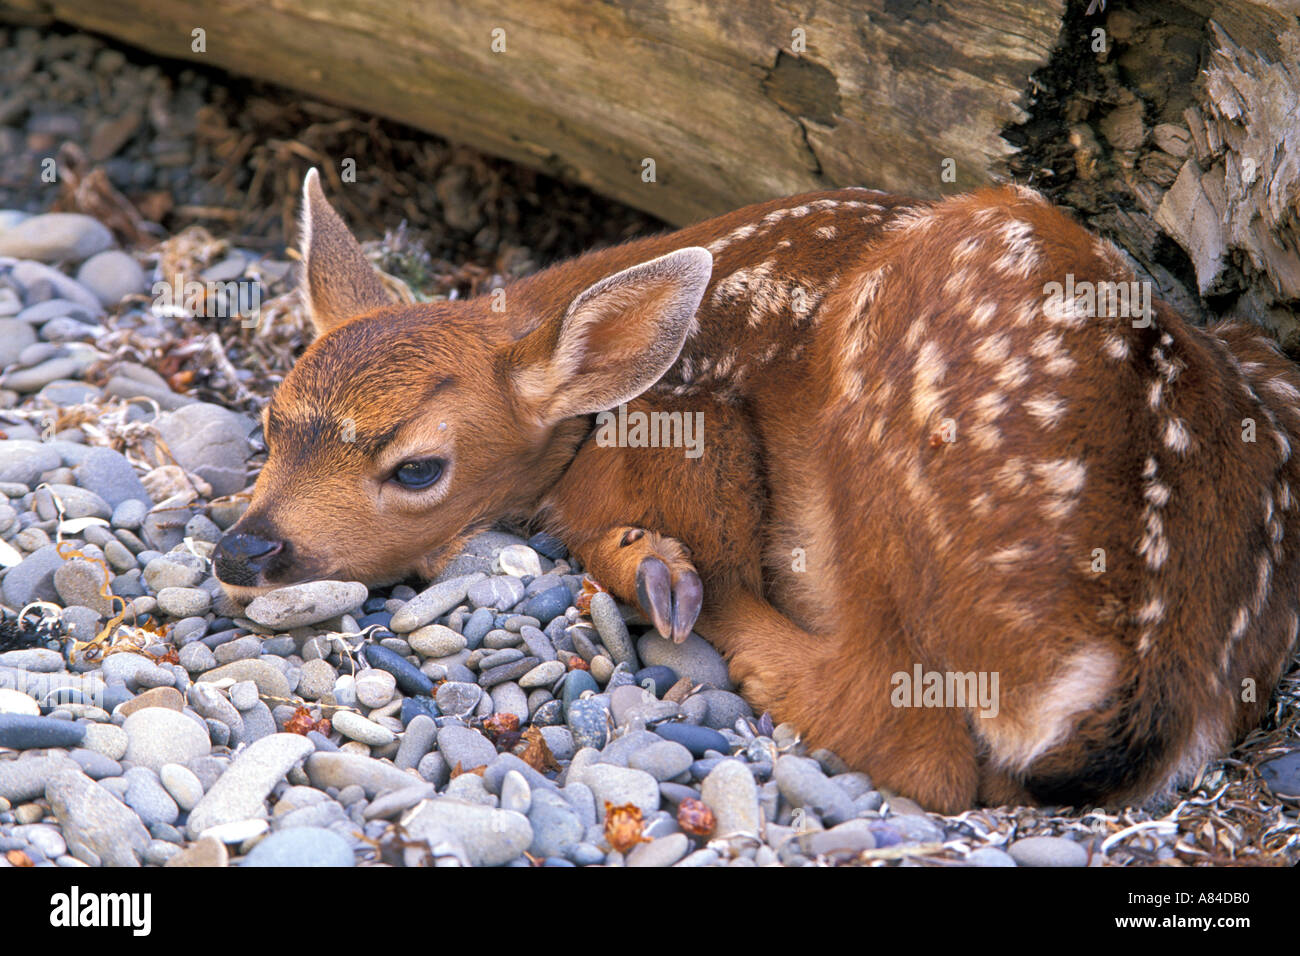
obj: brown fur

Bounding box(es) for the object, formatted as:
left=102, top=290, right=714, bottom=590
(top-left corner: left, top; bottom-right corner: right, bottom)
left=216, top=172, right=1300, bottom=812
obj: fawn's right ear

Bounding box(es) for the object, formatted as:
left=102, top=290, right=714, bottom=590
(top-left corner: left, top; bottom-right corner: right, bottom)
left=298, top=168, right=393, bottom=335
left=510, top=246, right=713, bottom=424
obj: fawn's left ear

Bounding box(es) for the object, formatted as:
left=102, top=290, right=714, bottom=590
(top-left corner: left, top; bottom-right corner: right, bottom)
left=510, top=247, right=713, bottom=424
left=298, top=168, right=393, bottom=336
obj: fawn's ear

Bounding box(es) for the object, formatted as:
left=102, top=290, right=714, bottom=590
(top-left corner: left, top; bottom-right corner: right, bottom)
left=298, top=168, right=393, bottom=335
left=511, top=247, right=713, bottom=423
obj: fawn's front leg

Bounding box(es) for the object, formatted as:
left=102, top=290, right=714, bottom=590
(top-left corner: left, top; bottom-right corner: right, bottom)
left=538, top=394, right=766, bottom=641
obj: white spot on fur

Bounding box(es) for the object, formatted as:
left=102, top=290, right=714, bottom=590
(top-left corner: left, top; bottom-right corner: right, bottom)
left=1103, top=334, right=1130, bottom=361
left=1163, top=418, right=1192, bottom=454
left=979, top=646, right=1119, bottom=771
left=1025, top=393, right=1066, bottom=428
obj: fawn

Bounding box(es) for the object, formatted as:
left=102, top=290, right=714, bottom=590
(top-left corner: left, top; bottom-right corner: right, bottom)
left=214, top=168, right=1300, bottom=812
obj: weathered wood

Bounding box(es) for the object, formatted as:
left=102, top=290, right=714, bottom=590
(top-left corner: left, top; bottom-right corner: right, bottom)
left=0, top=0, right=1063, bottom=225
left=3, top=0, right=1296, bottom=338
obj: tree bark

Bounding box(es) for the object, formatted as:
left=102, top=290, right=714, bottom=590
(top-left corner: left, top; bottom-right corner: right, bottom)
left=3, top=0, right=1297, bottom=336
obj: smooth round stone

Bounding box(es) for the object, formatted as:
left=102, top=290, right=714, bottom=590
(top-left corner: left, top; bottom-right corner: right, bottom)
left=229, top=681, right=260, bottom=712
left=0, top=212, right=113, bottom=261
left=636, top=632, right=731, bottom=690
left=532, top=699, right=564, bottom=727
left=774, top=755, right=856, bottom=826
left=573, top=763, right=659, bottom=819
left=121, top=708, right=211, bottom=771
left=1259, top=749, right=1300, bottom=798
left=1007, top=836, right=1089, bottom=867
left=143, top=552, right=205, bottom=590
left=362, top=643, right=434, bottom=696
left=123, top=767, right=180, bottom=827
left=401, top=798, right=532, bottom=867
left=627, top=831, right=690, bottom=867
left=155, top=586, right=212, bottom=617
left=500, top=769, right=532, bottom=814
left=700, top=759, right=762, bottom=838
left=82, top=723, right=129, bottom=761
left=462, top=607, right=495, bottom=649
left=0, top=714, right=86, bottom=750
left=653, top=721, right=729, bottom=758
left=332, top=710, right=396, bottom=747
left=519, top=585, right=570, bottom=625
left=354, top=668, right=397, bottom=709
left=696, top=689, right=754, bottom=731
left=244, top=580, right=367, bottom=629
left=497, top=545, right=542, bottom=578
left=75, top=250, right=147, bottom=307
left=408, top=624, right=467, bottom=658
left=479, top=656, right=540, bottom=689
left=628, top=740, right=694, bottom=781
left=589, top=591, right=637, bottom=666
left=188, top=734, right=315, bottom=837
left=296, top=659, right=337, bottom=700
left=45, top=768, right=151, bottom=866
left=159, top=763, right=204, bottom=812
left=436, top=725, right=496, bottom=770
left=389, top=573, right=485, bottom=632
left=518, top=660, right=565, bottom=689
left=567, top=698, right=609, bottom=751
left=244, top=826, right=355, bottom=867
left=435, top=681, right=482, bottom=717
left=68, top=749, right=121, bottom=780
left=0, top=688, right=40, bottom=716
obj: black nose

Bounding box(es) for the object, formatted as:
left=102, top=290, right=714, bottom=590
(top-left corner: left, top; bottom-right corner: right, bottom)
left=213, top=532, right=286, bottom=586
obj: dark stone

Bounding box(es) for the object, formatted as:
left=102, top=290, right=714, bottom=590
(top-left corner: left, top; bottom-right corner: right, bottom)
left=527, top=532, right=568, bottom=560
left=462, top=607, right=494, bottom=650
left=634, top=666, right=678, bottom=697
left=567, top=698, right=609, bottom=750
left=362, top=596, right=388, bottom=614
left=519, top=585, right=571, bottom=625
left=401, top=696, right=440, bottom=726
left=560, top=669, right=599, bottom=719
left=1259, top=748, right=1300, bottom=798
left=200, top=628, right=242, bottom=650
left=357, top=611, right=393, bottom=632
left=0, top=714, right=87, bottom=749
left=656, top=721, right=730, bottom=757
left=101, top=682, right=134, bottom=712
left=532, top=699, right=564, bottom=726
left=478, top=656, right=541, bottom=689
left=363, top=643, right=435, bottom=696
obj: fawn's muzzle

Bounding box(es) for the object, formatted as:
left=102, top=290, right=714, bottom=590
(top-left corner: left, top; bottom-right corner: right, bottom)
left=212, top=531, right=288, bottom=588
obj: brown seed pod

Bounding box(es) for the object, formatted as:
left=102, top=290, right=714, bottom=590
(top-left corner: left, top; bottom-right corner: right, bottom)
left=676, top=798, right=716, bottom=837
left=604, top=802, right=651, bottom=853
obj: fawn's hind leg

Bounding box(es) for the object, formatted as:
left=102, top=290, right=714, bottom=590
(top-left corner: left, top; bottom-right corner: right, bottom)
left=699, top=589, right=980, bottom=814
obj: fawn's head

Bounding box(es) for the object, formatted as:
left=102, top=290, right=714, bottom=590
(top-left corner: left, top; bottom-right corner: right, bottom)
left=214, top=169, right=712, bottom=602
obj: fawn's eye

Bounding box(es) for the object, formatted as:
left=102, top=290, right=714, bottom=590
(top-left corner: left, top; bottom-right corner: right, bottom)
left=392, top=458, right=444, bottom=490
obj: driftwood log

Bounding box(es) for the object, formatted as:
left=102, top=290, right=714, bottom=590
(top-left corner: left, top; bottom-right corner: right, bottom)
left=3, top=0, right=1298, bottom=338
